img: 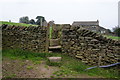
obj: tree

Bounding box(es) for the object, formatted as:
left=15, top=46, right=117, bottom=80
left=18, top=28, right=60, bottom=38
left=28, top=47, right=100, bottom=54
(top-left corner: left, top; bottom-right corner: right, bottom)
left=29, top=19, right=35, bottom=24
left=19, top=16, right=29, bottom=24
left=36, top=16, right=45, bottom=26
left=113, top=26, right=120, bottom=37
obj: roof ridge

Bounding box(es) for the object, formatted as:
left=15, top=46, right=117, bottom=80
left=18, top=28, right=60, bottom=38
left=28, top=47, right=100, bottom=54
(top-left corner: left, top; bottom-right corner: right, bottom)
left=73, top=21, right=98, bottom=22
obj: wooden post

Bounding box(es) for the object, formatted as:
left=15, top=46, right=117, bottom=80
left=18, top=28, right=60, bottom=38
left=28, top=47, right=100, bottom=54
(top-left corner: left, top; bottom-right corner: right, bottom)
left=45, top=23, right=50, bottom=52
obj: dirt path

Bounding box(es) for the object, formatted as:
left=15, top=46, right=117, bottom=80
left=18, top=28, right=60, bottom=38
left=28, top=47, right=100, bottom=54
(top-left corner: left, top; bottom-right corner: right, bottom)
left=2, top=57, right=102, bottom=78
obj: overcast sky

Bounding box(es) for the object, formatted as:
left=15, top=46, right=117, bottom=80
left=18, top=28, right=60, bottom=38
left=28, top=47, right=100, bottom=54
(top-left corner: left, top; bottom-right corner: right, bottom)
left=0, top=0, right=119, bottom=29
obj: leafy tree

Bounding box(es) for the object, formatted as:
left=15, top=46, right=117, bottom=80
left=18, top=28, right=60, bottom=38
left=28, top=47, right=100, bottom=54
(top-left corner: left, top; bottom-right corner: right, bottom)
left=36, top=16, right=45, bottom=26
left=29, top=19, right=35, bottom=24
left=113, top=26, right=120, bottom=37
left=19, top=16, right=29, bottom=24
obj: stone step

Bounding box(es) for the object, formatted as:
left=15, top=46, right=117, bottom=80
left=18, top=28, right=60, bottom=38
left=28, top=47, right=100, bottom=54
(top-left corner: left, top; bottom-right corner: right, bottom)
left=49, top=46, right=61, bottom=49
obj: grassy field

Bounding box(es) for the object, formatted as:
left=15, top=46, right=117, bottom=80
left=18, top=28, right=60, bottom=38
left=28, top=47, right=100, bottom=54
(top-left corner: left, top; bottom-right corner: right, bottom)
left=0, top=21, right=38, bottom=27
left=2, top=49, right=119, bottom=79
left=104, top=35, right=120, bottom=40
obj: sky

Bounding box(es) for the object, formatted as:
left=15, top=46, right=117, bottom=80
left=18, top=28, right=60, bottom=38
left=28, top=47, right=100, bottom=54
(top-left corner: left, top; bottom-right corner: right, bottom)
left=0, top=0, right=119, bottom=30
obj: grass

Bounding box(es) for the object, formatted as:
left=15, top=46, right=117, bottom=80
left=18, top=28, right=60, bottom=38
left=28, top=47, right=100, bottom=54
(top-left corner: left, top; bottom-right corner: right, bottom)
left=2, top=49, right=61, bottom=61
left=2, top=49, right=120, bottom=79
left=46, top=60, right=61, bottom=67
left=61, top=55, right=119, bottom=78
left=26, top=66, right=34, bottom=70
left=50, top=27, right=53, bottom=39
left=53, top=66, right=77, bottom=77
left=5, top=73, right=16, bottom=78
left=104, top=35, right=120, bottom=40
left=0, top=21, right=38, bottom=27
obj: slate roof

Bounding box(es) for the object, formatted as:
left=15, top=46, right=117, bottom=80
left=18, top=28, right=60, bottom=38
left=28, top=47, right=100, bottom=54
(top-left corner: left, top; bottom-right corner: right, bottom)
left=72, top=21, right=99, bottom=26
left=99, top=26, right=107, bottom=30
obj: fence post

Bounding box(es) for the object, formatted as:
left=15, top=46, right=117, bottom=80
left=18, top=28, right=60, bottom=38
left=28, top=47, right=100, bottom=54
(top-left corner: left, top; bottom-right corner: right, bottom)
left=45, top=24, right=50, bottom=53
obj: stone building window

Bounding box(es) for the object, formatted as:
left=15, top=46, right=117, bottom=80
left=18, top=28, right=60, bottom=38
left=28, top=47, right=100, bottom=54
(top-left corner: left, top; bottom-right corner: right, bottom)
left=101, top=31, right=105, bottom=33
left=92, top=26, right=96, bottom=28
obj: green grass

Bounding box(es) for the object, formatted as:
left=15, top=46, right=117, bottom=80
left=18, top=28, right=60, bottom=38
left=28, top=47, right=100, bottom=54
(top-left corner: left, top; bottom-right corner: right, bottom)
left=0, top=21, right=38, bottom=27
left=58, top=54, right=119, bottom=78
left=104, top=35, right=120, bottom=40
left=2, top=49, right=61, bottom=61
left=46, top=60, right=61, bottom=67
left=50, top=27, right=53, bottom=39
left=5, top=73, right=17, bottom=78
left=2, top=49, right=119, bottom=79
left=26, top=66, right=34, bottom=70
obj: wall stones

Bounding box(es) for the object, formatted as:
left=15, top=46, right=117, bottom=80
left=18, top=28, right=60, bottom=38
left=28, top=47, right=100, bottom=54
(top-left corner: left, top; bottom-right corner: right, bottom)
left=2, top=24, right=48, bottom=53
left=61, top=25, right=120, bottom=66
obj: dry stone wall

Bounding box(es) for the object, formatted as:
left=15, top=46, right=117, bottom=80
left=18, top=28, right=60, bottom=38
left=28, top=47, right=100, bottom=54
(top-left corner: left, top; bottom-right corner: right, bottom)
left=61, top=24, right=120, bottom=66
left=2, top=24, right=49, bottom=53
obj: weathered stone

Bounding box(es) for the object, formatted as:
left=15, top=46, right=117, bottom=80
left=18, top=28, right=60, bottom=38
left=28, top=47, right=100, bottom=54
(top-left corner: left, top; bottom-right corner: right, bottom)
left=61, top=25, right=120, bottom=66
left=91, top=39, right=98, bottom=42
left=47, top=57, right=62, bottom=62
left=76, top=55, right=83, bottom=59
left=2, top=25, right=48, bottom=53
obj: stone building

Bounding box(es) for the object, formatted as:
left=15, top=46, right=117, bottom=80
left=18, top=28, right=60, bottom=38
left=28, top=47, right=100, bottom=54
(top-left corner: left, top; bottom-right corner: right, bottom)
left=72, top=20, right=108, bottom=34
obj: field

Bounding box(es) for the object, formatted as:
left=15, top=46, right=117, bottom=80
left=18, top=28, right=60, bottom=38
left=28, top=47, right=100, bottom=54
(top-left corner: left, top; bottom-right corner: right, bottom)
left=0, top=21, right=38, bottom=27
left=104, top=35, right=120, bottom=40
left=2, top=49, right=119, bottom=79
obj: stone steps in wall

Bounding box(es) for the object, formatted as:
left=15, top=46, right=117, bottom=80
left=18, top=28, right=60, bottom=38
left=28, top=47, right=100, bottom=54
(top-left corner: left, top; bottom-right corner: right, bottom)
left=49, top=39, right=61, bottom=50
left=49, top=46, right=61, bottom=49
left=50, top=39, right=60, bottom=46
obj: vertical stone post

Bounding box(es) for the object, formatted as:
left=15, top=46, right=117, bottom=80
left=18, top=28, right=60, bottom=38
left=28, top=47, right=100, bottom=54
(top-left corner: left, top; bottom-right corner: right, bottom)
left=45, top=23, right=50, bottom=52
left=98, top=47, right=102, bottom=67
left=98, top=53, right=102, bottom=67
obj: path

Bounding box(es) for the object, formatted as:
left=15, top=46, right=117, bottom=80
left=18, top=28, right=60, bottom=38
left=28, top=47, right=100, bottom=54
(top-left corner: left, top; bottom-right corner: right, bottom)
left=2, top=57, right=103, bottom=78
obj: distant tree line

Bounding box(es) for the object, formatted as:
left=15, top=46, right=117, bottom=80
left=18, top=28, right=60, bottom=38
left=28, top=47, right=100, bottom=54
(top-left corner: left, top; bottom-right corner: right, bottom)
left=19, top=16, right=46, bottom=26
